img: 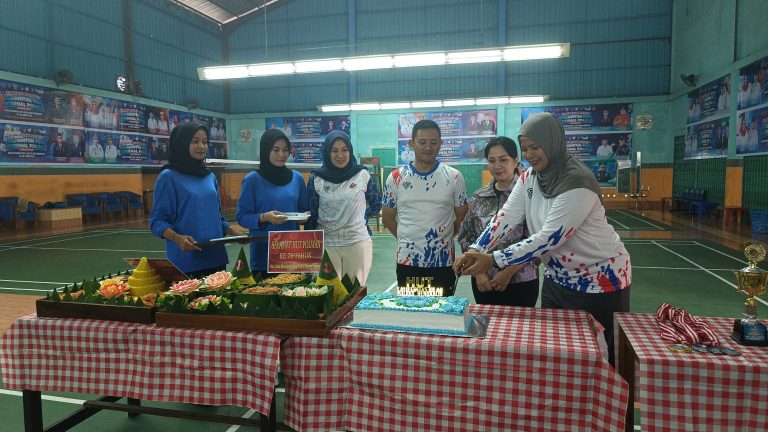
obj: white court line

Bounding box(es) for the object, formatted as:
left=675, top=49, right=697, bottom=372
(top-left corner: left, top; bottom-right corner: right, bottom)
left=0, top=287, right=53, bottom=293
left=15, top=247, right=165, bottom=253
left=0, top=232, right=116, bottom=252
left=384, top=281, right=397, bottom=293
left=691, top=241, right=748, bottom=264
left=651, top=241, right=737, bottom=288
left=605, top=216, right=631, bottom=230
left=632, top=266, right=749, bottom=271
left=0, top=230, right=110, bottom=246
left=0, top=279, right=69, bottom=284
left=224, top=408, right=258, bottom=432
left=622, top=240, right=697, bottom=244
left=614, top=210, right=669, bottom=231
left=0, top=389, right=85, bottom=405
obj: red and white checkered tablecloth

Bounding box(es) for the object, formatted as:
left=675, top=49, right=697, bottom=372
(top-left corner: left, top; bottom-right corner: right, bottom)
left=283, top=305, right=628, bottom=432
left=0, top=314, right=282, bottom=415
left=615, top=313, right=768, bottom=432
left=281, top=335, right=349, bottom=432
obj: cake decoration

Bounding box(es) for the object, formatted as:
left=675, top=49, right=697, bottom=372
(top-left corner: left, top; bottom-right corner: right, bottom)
left=128, top=257, right=166, bottom=297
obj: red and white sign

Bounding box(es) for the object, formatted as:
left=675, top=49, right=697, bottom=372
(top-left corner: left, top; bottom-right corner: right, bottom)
left=267, top=230, right=324, bottom=273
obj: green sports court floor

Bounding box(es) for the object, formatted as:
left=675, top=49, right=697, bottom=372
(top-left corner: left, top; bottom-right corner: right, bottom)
left=0, top=221, right=764, bottom=431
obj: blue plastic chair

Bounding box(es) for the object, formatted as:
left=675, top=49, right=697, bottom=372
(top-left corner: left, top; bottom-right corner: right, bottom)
left=91, top=193, right=125, bottom=220
left=66, top=194, right=103, bottom=221
left=114, top=191, right=143, bottom=215
left=0, top=197, right=39, bottom=229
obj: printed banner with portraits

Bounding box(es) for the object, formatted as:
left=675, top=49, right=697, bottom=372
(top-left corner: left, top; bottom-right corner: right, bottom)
left=0, top=78, right=227, bottom=165
left=397, top=109, right=497, bottom=165
left=265, top=116, right=351, bottom=164
left=683, top=75, right=730, bottom=160
left=522, top=104, right=634, bottom=187
left=736, top=56, right=768, bottom=157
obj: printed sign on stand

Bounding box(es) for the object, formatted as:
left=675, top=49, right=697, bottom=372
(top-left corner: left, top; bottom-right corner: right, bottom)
left=268, top=230, right=324, bottom=273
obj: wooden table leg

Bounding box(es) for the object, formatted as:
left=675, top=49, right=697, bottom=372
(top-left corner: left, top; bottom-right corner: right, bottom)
left=22, top=390, right=43, bottom=432
left=617, top=325, right=637, bottom=432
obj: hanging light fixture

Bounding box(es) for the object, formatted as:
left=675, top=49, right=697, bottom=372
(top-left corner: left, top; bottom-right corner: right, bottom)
left=199, top=43, right=570, bottom=80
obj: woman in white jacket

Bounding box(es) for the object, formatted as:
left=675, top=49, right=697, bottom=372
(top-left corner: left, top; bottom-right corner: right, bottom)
left=455, top=112, right=631, bottom=365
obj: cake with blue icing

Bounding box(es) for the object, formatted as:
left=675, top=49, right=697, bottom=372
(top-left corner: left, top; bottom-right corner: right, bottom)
left=350, top=293, right=470, bottom=335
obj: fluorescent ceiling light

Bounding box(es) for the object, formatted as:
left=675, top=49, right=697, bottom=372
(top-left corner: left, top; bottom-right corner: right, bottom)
left=476, top=97, right=510, bottom=105
left=508, top=95, right=548, bottom=104
left=393, top=53, right=447, bottom=68
left=503, top=44, right=566, bottom=61
left=319, top=104, right=351, bottom=112
left=248, top=63, right=294, bottom=76
left=443, top=99, right=476, bottom=107
left=199, top=43, right=569, bottom=80
left=380, top=102, right=412, bottom=110
left=199, top=66, right=250, bottom=80
left=344, top=56, right=394, bottom=71
left=447, top=50, right=502, bottom=64
left=350, top=103, right=381, bottom=111
left=318, top=95, right=547, bottom=112
left=294, top=59, right=343, bottom=73
left=411, top=101, right=443, bottom=108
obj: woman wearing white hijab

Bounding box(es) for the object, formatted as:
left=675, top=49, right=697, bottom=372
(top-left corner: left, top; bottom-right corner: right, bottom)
left=454, top=112, right=631, bottom=365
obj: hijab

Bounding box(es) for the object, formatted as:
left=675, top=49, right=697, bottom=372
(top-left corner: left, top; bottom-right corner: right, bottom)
left=163, top=122, right=210, bottom=177
left=258, top=128, right=293, bottom=186
left=313, top=131, right=365, bottom=184
left=518, top=112, right=602, bottom=201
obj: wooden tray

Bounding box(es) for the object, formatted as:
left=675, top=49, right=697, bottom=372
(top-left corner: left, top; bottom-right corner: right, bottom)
left=155, top=287, right=367, bottom=336
left=36, top=299, right=156, bottom=324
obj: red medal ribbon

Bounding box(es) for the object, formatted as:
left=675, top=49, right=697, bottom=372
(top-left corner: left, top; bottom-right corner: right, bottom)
left=654, top=303, right=720, bottom=346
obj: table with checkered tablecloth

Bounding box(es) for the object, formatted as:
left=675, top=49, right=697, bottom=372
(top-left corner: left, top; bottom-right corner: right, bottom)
left=615, top=313, right=768, bottom=432
left=0, top=314, right=282, bottom=415
left=282, top=305, right=629, bottom=432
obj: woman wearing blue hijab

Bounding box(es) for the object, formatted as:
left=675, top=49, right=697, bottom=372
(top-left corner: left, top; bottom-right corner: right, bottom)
left=306, top=131, right=381, bottom=285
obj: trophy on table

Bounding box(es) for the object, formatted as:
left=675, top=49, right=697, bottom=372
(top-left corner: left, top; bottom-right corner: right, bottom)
left=732, top=242, right=768, bottom=346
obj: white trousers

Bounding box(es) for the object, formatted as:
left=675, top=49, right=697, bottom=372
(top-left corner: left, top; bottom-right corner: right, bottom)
left=325, top=237, right=373, bottom=286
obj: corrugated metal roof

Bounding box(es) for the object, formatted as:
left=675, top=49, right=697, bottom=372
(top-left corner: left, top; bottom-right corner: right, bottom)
left=167, top=0, right=289, bottom=26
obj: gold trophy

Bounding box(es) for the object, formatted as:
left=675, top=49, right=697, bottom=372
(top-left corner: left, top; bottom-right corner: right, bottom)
left=732, top=242, right=768, bottom=345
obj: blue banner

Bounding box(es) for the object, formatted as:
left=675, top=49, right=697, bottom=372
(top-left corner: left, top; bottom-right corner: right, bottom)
left=265, top=115, right=351, bottom=163
left=684, top=117, right=729, bottom=160
left=738, top=56, right=768, bottom=110
left=687, top=75, right=730, bottom=124
left=0, top=123, right=50, bottom=161
left=0, top=80, right=47, bottom=123
left=522, top=104, right=633, bottom=131
left=565, top=133, right=632, bottom=159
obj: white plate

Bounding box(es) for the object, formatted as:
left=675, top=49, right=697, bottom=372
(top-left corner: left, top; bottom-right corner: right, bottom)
left=282, top=212, right=310, bottom=221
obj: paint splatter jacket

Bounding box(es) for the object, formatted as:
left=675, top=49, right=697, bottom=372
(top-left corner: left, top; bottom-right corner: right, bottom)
left=470, top=170, right=631, bottom=293
left=383, top=162, right=468, bottom=268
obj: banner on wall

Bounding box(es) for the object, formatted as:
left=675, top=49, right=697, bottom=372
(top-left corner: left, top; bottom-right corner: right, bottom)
left=0, top=80, right=47, bottom=123
left=521, top=104, right=633, bottom=131
left=684, top=117, right=729, bottom=160
left=0, top=123, right=50, bottom=161
left=265, top=116, right=351, bottom=164
left=521, top=104, right=634, bottom=187
left=735, top=107, right=768, bottom=156
left=738, top=56, right=768, bottom=110
left=565, top=133, right=632, bottom=160
left=397, top=109, right=496, bottom=165
left=582, top=158, right=619, bottom=188
left=0, top=77, right=227, bottom=165
left=687, top=75, right=730, bottom=124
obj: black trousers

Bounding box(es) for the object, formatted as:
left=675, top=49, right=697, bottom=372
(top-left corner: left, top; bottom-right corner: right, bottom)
left=396, top=264, right=456, bottom=296
left=541, top=278, right=630, bottom=366
left=471, top=277, right=539, bottom=307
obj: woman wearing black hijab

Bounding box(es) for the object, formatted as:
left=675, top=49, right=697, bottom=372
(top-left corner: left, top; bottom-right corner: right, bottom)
left=305, top=131, right=381, bottom=285
left=149, top=122, right=247, bottom=278
left=237, top=129, right=309, bottom=277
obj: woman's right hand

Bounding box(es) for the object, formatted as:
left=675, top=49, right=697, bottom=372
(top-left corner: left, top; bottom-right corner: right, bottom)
left=475, top=273, right=492, bottom=292
left=262, top=210, right=289, bottom=225
left=174, top=234, right=202, bottom=252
